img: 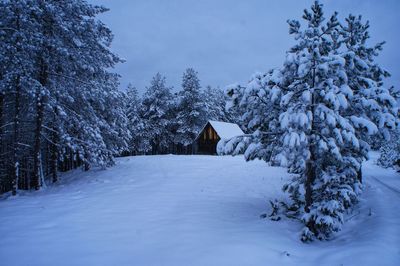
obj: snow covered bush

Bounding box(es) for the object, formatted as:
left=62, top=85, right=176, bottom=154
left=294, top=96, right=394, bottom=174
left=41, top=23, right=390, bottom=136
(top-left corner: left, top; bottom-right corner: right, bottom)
left=222, top=1, right=398, bottom=241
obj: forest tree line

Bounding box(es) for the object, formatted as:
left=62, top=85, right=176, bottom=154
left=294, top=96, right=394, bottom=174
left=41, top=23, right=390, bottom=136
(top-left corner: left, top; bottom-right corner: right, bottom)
left=124, top=69, right=239, bottom=156
left=0, top=1, right=238, bottom=195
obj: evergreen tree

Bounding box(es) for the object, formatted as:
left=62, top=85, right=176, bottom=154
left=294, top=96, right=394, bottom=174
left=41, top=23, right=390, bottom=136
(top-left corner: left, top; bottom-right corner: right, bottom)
left=340, top=14, right=399, bottom=165
left=220, top=1, right=398, bottom=241
left=277, top=2, right=396, bottom=241
left=279, top=5, right=356, bottom=240
left=0, top=0, right=41, bottom=194
left=175, top=68, right=207, bottom=150
left=203, top=86, right=225, bottom=122
left=125, top=84, right=148, bottom=155
left=36, top=0, right=128, bottom=170
left=202, top=85, right=241, bottom=124
left=141, top=73, right=173, bottom=154
left=0, top=0, right=128, bottom=193
left=222, top=71, right=283, bottom=161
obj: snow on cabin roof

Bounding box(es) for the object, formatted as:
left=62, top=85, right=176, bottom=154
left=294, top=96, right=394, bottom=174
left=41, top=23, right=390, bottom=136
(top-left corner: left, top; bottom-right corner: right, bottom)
left=209, top=121, right=244, bottom=139
left=197, top=120, right=244, bottom=140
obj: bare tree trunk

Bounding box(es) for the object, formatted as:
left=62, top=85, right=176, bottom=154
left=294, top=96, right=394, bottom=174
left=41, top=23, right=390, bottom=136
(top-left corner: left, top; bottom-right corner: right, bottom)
left=0, top=91, right=4, bottom=191
left=11, top=7, right=23, bottom=196
left=304, top=158, right=315, bottom=212
left=84, top=150, right=90, bottom=171
left=33, top=90, right=44, bottom=190
left=33, top=59, right=47, bottom=190
left=0, top=91, right=4, bottom=162
left=357, top=165, right=362, bottom=183
left=51, top=106, right=59, bottom=183
left=12, top=77, right=21, bottom=196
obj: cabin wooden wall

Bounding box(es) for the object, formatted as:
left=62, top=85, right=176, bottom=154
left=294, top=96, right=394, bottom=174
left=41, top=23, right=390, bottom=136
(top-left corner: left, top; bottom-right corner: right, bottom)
left=196, top=123, right=220, bottom=155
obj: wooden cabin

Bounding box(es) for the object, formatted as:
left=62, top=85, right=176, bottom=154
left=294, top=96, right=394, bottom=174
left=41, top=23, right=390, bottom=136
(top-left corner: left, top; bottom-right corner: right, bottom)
left=194, top=121, right=244, bottom=155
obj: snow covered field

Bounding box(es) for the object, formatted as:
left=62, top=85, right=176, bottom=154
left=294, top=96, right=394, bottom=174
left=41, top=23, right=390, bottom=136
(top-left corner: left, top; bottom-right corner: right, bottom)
left=0, top=155, right=399, bottom=266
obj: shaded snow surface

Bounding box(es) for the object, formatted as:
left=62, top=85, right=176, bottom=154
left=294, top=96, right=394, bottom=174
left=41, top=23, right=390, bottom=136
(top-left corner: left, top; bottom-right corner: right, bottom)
left=0, top=155, right=399, bottom=266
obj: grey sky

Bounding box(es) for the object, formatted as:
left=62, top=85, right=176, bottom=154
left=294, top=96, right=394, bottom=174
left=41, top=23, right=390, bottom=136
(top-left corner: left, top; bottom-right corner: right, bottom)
left=90, top=0, right=400, bottom=93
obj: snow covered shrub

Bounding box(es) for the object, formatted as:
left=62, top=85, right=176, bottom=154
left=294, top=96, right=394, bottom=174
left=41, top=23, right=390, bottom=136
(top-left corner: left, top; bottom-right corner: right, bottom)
left=222, top=1, right=398, bottom=241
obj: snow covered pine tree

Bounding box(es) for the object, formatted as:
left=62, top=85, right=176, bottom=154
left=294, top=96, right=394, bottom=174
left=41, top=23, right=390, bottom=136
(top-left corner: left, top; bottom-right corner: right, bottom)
left=277, top=2, right=397, bottom=241
left=222, top=1, right=398, bottom=241
left=141, top=73, right=174, bottom=154
left=221, top=71, right=283, bottom=161
left=124, top=84, right=148, bottom=155
left=202, top=86, right=237, bottom=123
left=340, top=14, right=400, bottom=171
left=175, top=68, right=207, bottom=153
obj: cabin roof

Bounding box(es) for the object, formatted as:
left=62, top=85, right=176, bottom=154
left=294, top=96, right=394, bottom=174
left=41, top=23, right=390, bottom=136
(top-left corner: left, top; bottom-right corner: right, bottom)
left=196, top=120, right=244, bottom=140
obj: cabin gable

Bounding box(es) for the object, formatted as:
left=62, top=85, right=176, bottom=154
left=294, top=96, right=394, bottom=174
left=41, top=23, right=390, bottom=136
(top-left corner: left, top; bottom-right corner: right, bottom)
left=196, top=122, right=220, bottom=154
left=194, top=121, right=244, bottom=155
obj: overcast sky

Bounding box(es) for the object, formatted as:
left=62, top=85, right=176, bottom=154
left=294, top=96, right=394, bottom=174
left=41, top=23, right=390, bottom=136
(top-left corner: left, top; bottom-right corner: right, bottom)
left=89, top=0, right=400, bottom=93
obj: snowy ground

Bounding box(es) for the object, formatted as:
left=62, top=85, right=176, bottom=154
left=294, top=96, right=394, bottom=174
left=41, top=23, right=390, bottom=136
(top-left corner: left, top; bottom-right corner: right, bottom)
left=0, top=154, right=399, bottom=266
